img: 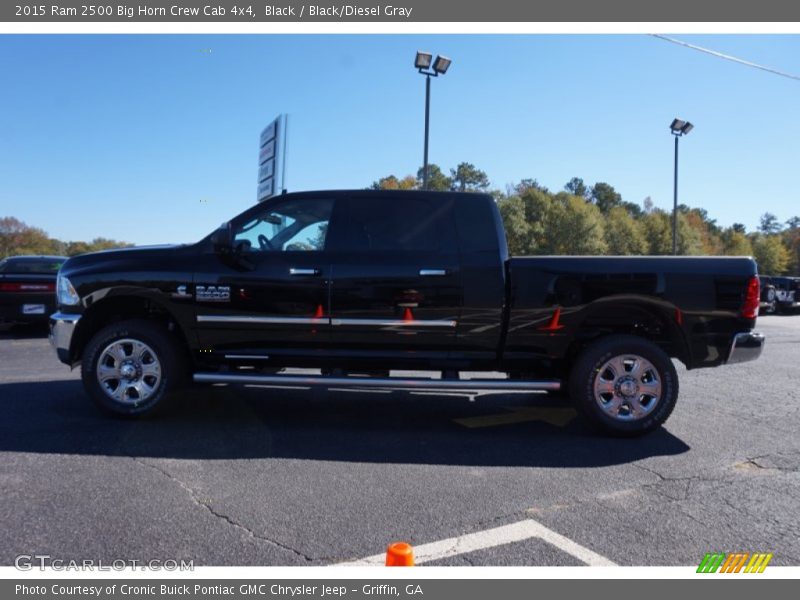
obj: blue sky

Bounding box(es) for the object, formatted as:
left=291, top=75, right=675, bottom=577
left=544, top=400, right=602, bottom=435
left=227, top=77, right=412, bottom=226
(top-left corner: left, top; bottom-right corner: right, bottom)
left=0, top=34, right=798, bottom=245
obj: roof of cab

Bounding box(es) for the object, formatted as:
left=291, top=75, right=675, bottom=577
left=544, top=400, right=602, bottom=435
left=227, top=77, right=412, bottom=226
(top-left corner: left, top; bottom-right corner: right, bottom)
left=277, top=189, right=492, bottom=200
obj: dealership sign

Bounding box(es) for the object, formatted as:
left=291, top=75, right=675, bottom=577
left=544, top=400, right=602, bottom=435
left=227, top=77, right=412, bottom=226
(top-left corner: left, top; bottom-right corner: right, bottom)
left=257, top=114, right=287, bottom=202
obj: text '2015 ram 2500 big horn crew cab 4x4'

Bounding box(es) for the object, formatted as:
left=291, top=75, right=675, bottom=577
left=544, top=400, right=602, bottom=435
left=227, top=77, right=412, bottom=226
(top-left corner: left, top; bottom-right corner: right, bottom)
left=50, top=190, right=765, bottom=436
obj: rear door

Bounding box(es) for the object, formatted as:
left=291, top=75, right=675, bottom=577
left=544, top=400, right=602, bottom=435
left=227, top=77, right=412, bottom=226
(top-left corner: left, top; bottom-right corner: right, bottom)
left=328, top=194, right=462, bottom=357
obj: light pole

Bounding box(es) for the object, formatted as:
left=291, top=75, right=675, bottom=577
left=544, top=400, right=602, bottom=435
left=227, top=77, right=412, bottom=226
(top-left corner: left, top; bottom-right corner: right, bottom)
left=415, top=51, right=452, bottom=190
left=669, top=118, right=694, bottom=255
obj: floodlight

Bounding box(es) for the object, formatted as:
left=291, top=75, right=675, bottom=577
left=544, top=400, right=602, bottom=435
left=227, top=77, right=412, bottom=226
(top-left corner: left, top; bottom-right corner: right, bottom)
left=415, top=51, right=433, bottom=70
left=432, top=55, right=452, bottom=75
left=670, top=118, right=687, bottom=134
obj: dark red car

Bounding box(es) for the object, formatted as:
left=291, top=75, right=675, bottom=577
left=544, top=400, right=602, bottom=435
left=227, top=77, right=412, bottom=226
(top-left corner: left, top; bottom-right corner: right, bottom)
left=0, top=255, right=66, bottom=326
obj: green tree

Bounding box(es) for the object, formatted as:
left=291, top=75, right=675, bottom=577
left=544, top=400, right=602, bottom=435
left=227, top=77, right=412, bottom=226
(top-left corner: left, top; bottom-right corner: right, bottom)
left=564, top=177, right=589, bottom=199
left=371, top=174, right=417, bottom=190
left=63, top=238, right=131, bottom=256
left=513, top=178, right=549, bottom=195
left=604, top=206, right=647, bottom=255
left=685, top=209, right=723, bottom=255
left=752, top=235, right=791, bottom=274
left=782, top=219, right=800, bottom=275
left=641, top=210, right=673, bottom=255
left=640, top=209, right=702, bottom=255
left=65, top=241, right=92, bottom=256
left=721, top=229, right=754, bottom=256
left=620, top=201, right=643, bottom=218
left=450, top=162, right=489, bottom=192
left=85, top=237, right=133, bottom=253
left=497, top=195, right=531, bottom=256
left=416, top=164, right=451, bottom=191
left=590, top=182, right=622, bottom=213
left=0, top=217, right=58, bottom=257
left=759, top=213, right=782, bottom=234
left=545, top=193, right=608, bottom=255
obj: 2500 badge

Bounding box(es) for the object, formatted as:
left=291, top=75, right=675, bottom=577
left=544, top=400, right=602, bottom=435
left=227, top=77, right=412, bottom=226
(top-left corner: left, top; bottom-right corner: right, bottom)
left=195, top=285, right=230, bottom=302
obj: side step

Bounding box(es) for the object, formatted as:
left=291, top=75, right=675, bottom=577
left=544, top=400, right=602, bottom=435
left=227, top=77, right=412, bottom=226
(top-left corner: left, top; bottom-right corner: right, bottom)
left=193, top=372, right=561, bottom=392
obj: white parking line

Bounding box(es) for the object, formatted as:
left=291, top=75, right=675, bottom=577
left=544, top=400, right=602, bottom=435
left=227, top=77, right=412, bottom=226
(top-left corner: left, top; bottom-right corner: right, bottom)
left=338, top=518, right=617, bottom=566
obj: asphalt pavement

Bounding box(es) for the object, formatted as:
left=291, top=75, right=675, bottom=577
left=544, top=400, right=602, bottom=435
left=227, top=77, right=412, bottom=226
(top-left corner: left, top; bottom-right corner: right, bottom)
left=0, top=316, right=798, bottom=566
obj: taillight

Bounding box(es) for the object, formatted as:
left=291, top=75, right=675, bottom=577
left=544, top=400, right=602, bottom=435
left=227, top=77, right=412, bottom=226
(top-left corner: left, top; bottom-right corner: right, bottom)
left=0, top=282, right=55, bottom=292
left=741, top=275, right=760, bottom=319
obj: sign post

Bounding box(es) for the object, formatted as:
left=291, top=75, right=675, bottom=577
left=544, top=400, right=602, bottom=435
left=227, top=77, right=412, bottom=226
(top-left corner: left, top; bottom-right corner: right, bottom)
left=257, top=114, right=287, bottom=202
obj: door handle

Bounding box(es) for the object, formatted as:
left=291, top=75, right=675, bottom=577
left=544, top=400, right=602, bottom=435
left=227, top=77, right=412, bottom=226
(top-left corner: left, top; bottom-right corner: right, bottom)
left=289, top=268, right=320, bottom=276
left=419, top=269, right=447, bottom=277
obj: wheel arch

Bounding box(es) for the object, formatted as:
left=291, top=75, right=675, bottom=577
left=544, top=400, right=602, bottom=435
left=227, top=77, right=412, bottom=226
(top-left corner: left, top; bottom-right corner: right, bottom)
left=566, top=296, right=692, bottom=368
left=69, top=295, right=192, bottom=365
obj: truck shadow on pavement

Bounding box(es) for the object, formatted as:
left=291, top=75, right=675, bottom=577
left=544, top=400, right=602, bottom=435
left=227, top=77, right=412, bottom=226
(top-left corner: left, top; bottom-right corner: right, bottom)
left=0, top=379, right=690, bottom=467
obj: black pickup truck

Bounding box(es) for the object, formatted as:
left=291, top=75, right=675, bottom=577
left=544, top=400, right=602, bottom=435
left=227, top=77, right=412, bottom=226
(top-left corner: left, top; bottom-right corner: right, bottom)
left=50, top=190, right=764, bottom=435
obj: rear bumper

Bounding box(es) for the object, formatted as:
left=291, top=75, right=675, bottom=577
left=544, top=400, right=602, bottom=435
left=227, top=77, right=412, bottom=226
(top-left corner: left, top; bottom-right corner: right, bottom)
left=726, top=331, right=765, bottom=365
left=49, top=312, right=81, bottom=364
left=0, top=298, right=57, bottom=323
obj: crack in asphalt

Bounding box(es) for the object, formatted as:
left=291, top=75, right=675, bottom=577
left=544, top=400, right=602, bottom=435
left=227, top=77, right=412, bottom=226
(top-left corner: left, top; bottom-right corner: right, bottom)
left=745, top=454, right=800, bottom=473
left=632, top=463, right=732, bottom=498
left=130, top=457, right=313, bottom=563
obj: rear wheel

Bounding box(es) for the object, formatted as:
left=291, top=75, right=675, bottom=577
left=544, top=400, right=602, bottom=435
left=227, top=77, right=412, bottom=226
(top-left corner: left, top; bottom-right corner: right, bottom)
left=760, top=286, right=776, bottom=315
left=568, top=335, right=678, bottom=436
left=81, top=319, right=187, bottom=417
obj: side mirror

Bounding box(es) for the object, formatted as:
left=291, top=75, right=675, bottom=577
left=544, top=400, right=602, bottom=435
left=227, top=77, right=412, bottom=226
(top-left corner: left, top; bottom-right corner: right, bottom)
left=210, top=222, right=233, bottom=253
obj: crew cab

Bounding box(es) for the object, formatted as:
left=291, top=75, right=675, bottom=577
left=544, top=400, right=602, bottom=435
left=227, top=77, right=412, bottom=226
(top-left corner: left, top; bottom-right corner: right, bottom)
left=50, top=190, right=764, bottom=435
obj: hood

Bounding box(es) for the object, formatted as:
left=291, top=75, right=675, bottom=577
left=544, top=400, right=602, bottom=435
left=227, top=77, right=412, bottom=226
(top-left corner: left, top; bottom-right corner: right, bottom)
left=59, top=244, right=193, bottom=275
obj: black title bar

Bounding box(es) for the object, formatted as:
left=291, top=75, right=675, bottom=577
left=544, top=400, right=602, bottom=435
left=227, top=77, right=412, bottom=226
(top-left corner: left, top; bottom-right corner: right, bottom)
left=4, top=0, right=800, bottom=22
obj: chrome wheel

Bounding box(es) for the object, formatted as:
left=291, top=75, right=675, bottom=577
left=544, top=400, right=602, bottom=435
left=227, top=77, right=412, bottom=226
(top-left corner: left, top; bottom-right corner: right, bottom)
left=592, top=354, right=662, bottom=422
left=96, top=338, right=162, bottom=405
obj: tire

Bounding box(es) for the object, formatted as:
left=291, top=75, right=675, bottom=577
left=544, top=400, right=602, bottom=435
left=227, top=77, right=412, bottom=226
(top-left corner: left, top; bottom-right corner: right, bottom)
left=81, top=319, right=187, bottom=417
left=568, top=335, right=679, bottom=437
left=759, top=301, right=775, bottom=316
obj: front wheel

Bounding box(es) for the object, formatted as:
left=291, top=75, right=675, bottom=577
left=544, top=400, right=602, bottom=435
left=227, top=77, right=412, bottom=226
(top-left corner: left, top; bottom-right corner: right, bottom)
left=81, top=319, right=187, bottom=417
left=568, top=335, right=679, bottom=437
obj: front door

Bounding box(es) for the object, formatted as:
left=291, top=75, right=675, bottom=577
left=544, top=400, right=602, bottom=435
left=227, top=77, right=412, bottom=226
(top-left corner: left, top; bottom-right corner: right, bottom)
left=194, top=196, right=338, bottom=361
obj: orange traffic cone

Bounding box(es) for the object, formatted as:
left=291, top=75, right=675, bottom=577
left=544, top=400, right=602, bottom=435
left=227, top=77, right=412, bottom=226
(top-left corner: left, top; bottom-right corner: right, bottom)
left=402, top=307, right=414, bottom=322
left=385, top=542, right=414, bottom=566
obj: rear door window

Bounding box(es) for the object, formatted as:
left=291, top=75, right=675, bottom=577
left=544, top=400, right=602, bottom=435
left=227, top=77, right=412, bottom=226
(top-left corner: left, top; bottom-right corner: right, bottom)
left=341, top=196, right=455, bottom=252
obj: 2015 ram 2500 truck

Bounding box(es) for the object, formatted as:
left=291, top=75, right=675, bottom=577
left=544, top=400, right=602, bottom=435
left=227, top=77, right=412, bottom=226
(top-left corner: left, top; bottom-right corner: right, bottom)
left=50, top=190, right=765, bottom=435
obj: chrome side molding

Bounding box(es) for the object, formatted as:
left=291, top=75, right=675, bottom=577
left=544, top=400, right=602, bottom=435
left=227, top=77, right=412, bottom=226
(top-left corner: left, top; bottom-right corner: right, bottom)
left=289, top=268, right=320, bottom=276
left=197, top=315, right=325, bottom=325
left=330, top=318, right=456, bottom=327
left=198, top=315, right=457, bottom=327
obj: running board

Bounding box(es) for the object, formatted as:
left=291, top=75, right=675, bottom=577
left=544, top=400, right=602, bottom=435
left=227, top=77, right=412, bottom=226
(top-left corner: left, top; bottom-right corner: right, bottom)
left=193, top=372, right=561, bottom=392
